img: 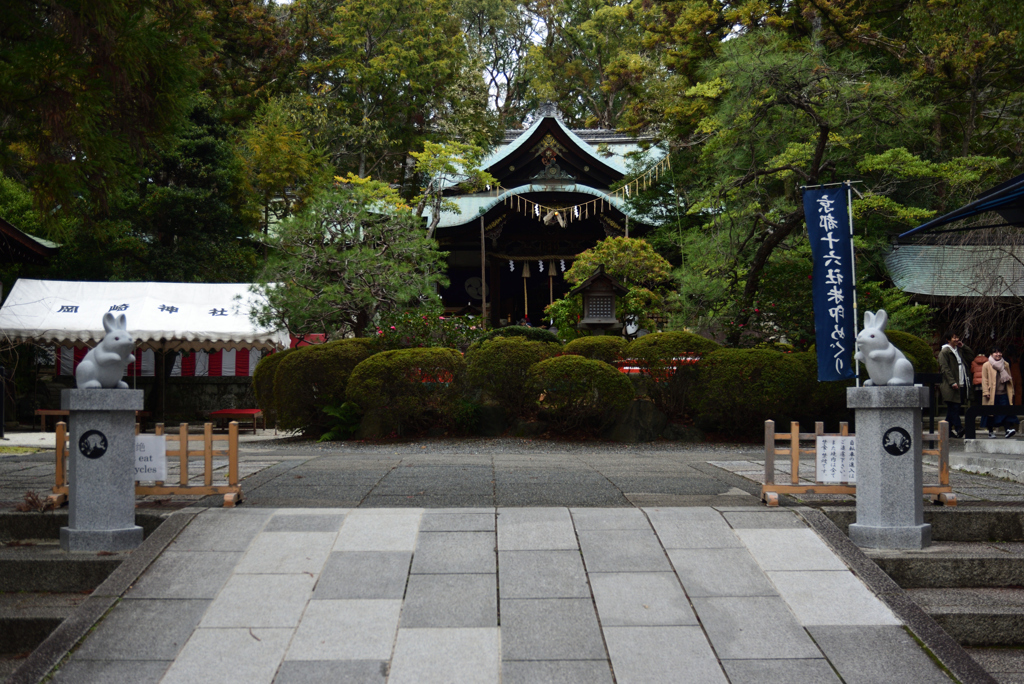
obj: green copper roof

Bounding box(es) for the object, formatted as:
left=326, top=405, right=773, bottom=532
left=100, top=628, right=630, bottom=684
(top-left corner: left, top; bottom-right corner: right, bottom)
left=427, top=183, right=634, bottom=229
left=482, top=116, right=665, bottom=177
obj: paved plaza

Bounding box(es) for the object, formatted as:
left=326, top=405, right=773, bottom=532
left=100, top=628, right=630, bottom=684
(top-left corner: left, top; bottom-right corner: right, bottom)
left=3, top=432, right=1017, bottom=683
left=44, top=506, right=949, bottom=684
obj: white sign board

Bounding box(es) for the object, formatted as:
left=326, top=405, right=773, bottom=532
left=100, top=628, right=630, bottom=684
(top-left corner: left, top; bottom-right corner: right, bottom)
left=816, top=436, right=856, bottom=483
left=135, top=435, right=167, bottom=482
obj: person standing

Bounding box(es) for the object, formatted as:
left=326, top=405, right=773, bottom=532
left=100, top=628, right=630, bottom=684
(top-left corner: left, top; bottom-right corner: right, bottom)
left=971, top=351, right=988, bottom=407
left=938, top=331, right=973, bottom=438
left=981, top=346, right=1018, bottom=439
left=1007, top=345, right=1023, bottom=406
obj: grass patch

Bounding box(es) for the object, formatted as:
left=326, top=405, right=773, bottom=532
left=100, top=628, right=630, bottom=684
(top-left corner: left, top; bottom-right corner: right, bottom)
left=0, top=446, right=39, bottom=455
left=904, top=625, right=961, bottom=684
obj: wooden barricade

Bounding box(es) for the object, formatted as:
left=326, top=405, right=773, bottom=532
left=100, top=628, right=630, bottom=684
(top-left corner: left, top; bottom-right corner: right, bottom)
left=761, top=419, right=955, bottom=507
left=49, top=421, right=243, bottom=508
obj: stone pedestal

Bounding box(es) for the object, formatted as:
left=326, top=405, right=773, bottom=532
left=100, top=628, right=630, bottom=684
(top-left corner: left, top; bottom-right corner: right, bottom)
left=60, top=389, right=144, bottom=552
left=846, top=385, right=931, bottom=550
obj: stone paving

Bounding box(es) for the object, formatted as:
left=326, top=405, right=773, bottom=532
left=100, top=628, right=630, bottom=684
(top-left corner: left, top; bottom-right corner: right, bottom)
left=45, top=506, right=953, bottom=684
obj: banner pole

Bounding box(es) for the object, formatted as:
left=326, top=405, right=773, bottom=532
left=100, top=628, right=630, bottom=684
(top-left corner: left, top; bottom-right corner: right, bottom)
left=847, top=181, right=860, bottom=387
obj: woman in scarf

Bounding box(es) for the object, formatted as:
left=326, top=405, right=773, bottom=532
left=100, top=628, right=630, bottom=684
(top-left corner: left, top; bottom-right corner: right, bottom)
left=981, top=346, right=1018, bottom=439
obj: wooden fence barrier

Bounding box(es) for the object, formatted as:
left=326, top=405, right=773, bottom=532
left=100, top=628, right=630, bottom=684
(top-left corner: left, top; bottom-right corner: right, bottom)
left=49, top=421, right=243, bottom=508
left=761, top=419, right=955, bottom=507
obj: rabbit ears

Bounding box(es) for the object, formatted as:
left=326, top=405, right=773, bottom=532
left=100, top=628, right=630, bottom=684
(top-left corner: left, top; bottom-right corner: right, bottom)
left=863, top=309, right=888, bottom=330
left=102, top=312, right=128, bottom=333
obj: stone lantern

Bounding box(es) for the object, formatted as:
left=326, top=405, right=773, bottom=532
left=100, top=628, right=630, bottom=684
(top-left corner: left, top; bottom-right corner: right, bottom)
left=569, top=264, right=629, bottom=335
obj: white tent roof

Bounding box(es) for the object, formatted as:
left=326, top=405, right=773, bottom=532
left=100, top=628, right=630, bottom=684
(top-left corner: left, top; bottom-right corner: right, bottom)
left=0, top=279, right=289, bottom=351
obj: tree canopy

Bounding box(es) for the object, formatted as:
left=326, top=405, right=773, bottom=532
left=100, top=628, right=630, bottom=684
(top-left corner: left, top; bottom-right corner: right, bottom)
left=3, top=0, right=1024, bottom=347
left=252, top=179, right=448, bottom=339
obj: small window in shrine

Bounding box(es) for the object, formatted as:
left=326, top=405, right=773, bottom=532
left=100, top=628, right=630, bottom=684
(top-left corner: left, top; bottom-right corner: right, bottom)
left=588, top=295, right=613, bottom=319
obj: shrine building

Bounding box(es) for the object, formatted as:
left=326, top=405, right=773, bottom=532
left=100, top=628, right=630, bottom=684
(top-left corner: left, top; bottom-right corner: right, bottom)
left=429, top=105, right=666, bottom=326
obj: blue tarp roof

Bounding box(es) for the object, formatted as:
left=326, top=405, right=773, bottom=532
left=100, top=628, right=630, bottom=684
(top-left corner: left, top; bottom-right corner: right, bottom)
left=899, top=173, right=1024, bottom=239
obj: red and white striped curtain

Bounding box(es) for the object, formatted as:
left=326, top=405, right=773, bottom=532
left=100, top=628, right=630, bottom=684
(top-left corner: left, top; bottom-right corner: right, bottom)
left=56, top=346, right=266, bottom=377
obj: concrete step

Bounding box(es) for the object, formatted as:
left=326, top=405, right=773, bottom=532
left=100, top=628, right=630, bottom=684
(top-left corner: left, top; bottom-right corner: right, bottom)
left=0, top=540, right=126, bottom=592
left=864, top=542, right=1024, bottom=588
left=0, top=592, right=87, bottom=653
left=906, top=588, right=1024, bottom=647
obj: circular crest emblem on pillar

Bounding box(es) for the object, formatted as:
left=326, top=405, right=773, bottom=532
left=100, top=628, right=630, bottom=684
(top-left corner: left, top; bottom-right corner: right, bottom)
left=78, top=430, right=108, bottom=459
left=882, top=427, right=912, bottom=456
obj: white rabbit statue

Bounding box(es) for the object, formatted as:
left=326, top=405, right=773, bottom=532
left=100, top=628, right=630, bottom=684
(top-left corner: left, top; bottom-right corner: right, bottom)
left=75, top=313, right=136, bottom=389
left=854, top=309, right=915, bottom=386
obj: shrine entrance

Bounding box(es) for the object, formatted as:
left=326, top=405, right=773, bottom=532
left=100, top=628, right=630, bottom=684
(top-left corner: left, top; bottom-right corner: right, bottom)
left=433, top=105, right=666, bottom=327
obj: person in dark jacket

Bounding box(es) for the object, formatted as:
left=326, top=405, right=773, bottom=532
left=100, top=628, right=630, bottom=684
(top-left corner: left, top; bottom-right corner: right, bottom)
left=938, top=330, right=973, bottom=438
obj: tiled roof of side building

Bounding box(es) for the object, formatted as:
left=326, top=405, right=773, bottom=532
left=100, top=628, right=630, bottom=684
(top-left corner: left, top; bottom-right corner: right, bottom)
left=886, top=244, right=1024, bottom=298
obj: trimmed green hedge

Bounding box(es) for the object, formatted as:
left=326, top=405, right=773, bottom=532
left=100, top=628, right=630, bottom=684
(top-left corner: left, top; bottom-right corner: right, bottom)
left=529, top=355, right=634, bottom=433
left=626, top=331, right=721, bottom=359
left=252, top=348, right=296, bottom=425
left=465, top=337, right=561, bottom=417
left=274, top=339, right=375, bottom=433
left=886, top=330, right=938, bottom=373
left=478, top=325, right=559, bottom=344
left=791, top=351, right=855, bottom=429
left=625, top=332, right=720, bottom=418
left=346, top=347, right=466, bottom=437
left=563, top=336, right=627, bottom=363
left=693, top=348, right=817, bottom=438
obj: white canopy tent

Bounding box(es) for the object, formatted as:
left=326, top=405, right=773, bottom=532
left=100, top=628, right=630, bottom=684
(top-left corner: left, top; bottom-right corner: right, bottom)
left=0, top=279, right=289, bottom=351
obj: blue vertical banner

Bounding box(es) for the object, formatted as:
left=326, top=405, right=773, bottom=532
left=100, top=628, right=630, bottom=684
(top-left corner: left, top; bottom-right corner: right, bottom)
left=804, top=186, right=857, bottom=381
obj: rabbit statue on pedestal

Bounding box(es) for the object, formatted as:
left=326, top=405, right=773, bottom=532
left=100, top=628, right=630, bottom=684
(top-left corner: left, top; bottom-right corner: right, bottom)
left=854, top=309, right=915, bottom=386
left=75, top=313, right=136, bottom=389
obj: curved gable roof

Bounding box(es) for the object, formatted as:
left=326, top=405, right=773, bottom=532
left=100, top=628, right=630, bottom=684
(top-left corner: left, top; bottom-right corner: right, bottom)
left=482, top=116, right=629, bottom=182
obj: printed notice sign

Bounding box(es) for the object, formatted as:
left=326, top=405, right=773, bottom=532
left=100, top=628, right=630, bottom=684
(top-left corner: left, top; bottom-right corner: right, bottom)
left=816, top=436, right=856, bottom=483
left=135, top=435, right=167, bottom=481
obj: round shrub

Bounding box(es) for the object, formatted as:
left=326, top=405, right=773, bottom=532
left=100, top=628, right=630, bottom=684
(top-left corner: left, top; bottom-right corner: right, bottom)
left=626, top=331, right=721, bottom=359
left=693, top=348, right=816, bottom=438
left=791, top=351, right=854, bottom=429
left=478, top=325, right=559, bottom=344
left=885, top=330, right=938, bottom=373
left=252, top=347, right=296, bottom=425
left=465, top=337, right=561, bottom=417
left=274, top=338, right=375, bottom=433
left=528, top=355, right=634, bottom=433
left=346, top=347, right=466, bottom=437
left=625, top=332, right=720, bottom=418
left=563, top=336, right=627, bottom=363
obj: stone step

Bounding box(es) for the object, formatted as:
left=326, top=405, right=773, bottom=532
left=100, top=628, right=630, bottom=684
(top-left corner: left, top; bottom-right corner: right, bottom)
left=864, top=542, right=1024, bottom=588
left=938, top=441, right=1024, bottom=484
left=964, top=439, right=1024, bottom=456
left=906, top=587, right=1024, bottom=647
left=0, top=540, right=126, bottom=592
left=0, top=592, right=87, bottom=653
left=822, top=506, right=1024, bottom=543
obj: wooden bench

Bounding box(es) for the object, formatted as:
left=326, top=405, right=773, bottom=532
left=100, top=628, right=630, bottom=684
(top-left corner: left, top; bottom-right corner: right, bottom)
left=36, top=409, right=151, bottom=432
left=208, top=408, right=263, bottom=434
